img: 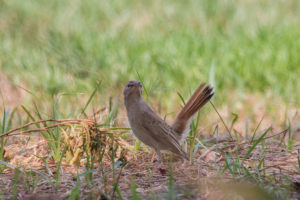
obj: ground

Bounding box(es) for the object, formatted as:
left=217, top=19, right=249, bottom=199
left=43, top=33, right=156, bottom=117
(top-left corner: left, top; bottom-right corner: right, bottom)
left=0, top=105, right=300, bottom=199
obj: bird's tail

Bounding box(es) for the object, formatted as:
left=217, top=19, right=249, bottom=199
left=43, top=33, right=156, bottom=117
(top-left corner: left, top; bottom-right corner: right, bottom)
left=171, top=83, right=214, bottom=143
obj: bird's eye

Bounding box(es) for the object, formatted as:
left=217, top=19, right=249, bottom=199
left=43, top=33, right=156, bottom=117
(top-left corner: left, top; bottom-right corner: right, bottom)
left=127, top=84, right=134, bottom=87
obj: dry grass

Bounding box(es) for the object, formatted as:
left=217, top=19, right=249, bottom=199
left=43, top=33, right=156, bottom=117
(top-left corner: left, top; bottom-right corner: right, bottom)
left=0, top=104, right=299, bottom=199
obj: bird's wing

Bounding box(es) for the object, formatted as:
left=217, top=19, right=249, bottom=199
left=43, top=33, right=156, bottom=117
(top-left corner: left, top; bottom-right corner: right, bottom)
left=140, top=103, right=189, bottom=160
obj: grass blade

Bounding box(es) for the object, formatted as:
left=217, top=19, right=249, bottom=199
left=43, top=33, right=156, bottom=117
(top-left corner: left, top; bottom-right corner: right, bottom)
left=56, top=145, right=67, bottom=187
left=242, top=127, right=270, bottom=164
left=250, top=115, right=264, bottom=143
left=177, top=92, right=186, bottom=105
left=136, top=70, right=148, bottom=97
left=224, top=153, right=235, bottom=176
left=31, top=169, right=54, bottom=187
left=230, top=113, right=238, bottom=134
left=81, top=80, right=102, bottom=116
left=0, top=160, right=19, bottom=170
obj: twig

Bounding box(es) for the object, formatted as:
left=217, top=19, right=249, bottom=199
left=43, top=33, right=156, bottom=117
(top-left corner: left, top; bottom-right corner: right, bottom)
left=0, top=119, right=89, bottom=137
left=262, top=128, right=288, bottom=141
left=209, top=100, right=233, bottom=141
left=0, top=120, right=85, bottom=137
left=212, top=128, right=289, bottom=151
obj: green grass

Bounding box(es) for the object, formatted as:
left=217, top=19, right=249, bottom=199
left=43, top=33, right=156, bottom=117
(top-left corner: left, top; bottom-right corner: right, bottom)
left=0, top=0, right=299, bottom=108
left=0, top=0, right=299, bottom=199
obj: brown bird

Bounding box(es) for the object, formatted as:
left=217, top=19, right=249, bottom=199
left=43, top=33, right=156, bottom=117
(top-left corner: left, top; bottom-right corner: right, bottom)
left=124, top=80, right=214, bottom=161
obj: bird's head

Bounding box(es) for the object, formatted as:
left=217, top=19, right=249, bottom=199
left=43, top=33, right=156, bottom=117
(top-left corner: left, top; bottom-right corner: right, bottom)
left=123, top=80, right=143, bottom=101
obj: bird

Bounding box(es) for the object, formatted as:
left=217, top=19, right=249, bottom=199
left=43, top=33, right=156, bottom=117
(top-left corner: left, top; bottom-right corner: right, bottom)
left=123, top=80, right=214, bottom=161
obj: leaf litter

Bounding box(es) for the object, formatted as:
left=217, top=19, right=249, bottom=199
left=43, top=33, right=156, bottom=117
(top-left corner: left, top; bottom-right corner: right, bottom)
left=0, top=106, right=299, bottom=199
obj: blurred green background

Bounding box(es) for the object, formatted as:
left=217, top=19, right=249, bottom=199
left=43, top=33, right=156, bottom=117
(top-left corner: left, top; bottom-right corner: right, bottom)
left=0, top=0, right=299, bottom=109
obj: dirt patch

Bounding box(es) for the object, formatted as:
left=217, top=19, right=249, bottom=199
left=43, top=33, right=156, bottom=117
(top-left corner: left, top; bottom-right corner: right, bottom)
left=1, top=129, right=299, bottom=199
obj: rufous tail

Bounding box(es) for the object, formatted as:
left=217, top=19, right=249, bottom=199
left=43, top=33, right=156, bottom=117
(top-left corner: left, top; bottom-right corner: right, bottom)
left=171, top=83, right=214, bottom=142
